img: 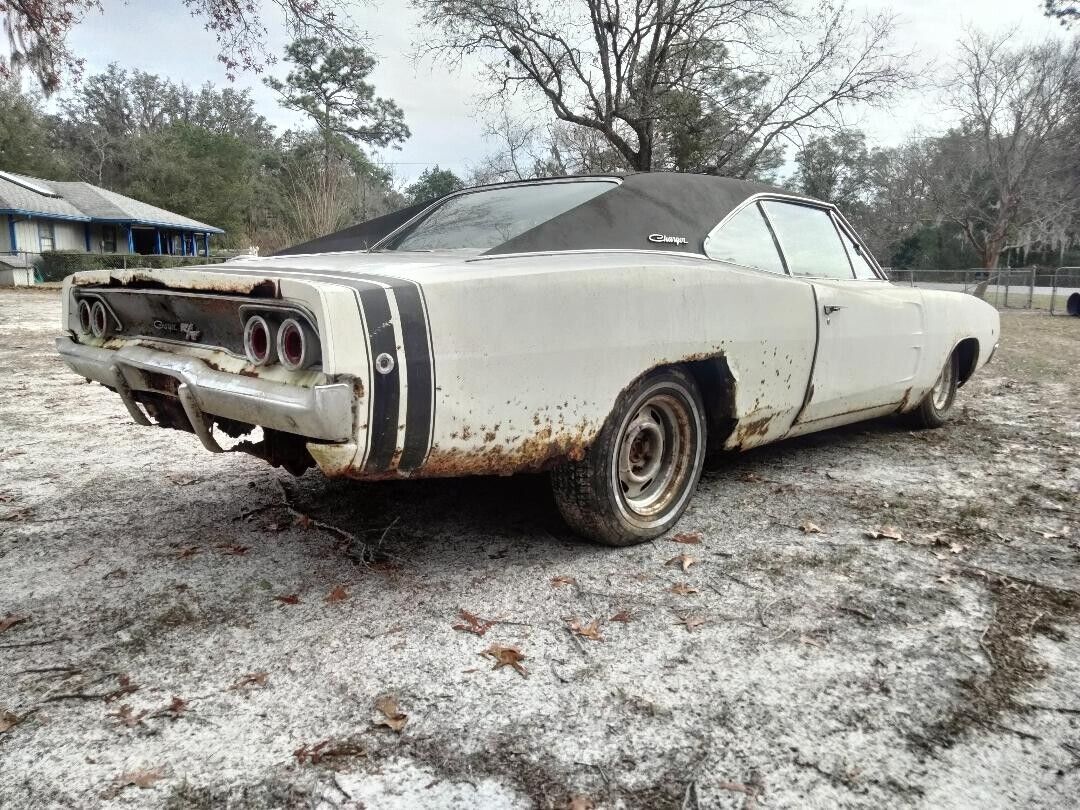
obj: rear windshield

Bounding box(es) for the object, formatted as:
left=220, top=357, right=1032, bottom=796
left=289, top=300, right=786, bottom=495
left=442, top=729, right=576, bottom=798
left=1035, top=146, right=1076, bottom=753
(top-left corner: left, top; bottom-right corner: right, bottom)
left=381, top=180, right=618, bottom=252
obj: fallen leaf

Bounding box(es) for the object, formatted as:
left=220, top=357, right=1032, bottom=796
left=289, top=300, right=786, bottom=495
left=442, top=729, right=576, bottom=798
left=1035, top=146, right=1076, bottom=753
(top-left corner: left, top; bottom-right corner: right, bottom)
left=275, top=593, right=302, bottom=606
left=799, top=634, right=825, bottom=647
left=175, top=545, right=200, bottom=559
left=374, top=694, right=407, bottom=733
left=482, top=644, right=529, bottom=677
left=231, top=671, right=268, bottom=690
left=567, top=796, right=595, bottom=810
left=221, top=545, right=250, bottom=556
left=677, top=614, right=707, bottom=632
left=0, top=711, right=20, bottom=733
left=112, top=705, right=147, bottom=728
left=325, top=585, right=349, bottom=603
left=105, top=675, right=139, bottom=702
left=452, top=608, right=497, bottom=636
left=665, top=553, right=698, bottom=573
left=0, top=614, right=28, bottom=634
left=670, top=531, right=703, bottom=544
left=865, top=526, right=903, bottom=541
left=294, top=513, right=313, bottom=530
left=114, top=768, right=165, bottom=789
left=669, top=582, right=698, bottom=595
left=567, top=618, right=604, bottom=641
left=609, top=610, right=634, bottom=623
left=293, top=739, right=366, bottom=765
left=799, top=520, right=824, bottom=535
left=160, top=696, right=187, bottom=718
left=551, top=576, right=577, bottom=588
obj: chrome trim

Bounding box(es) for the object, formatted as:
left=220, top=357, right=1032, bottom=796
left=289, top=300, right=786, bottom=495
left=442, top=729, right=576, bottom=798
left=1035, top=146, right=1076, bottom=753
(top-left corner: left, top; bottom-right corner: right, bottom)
left=465, top=248, right=711, bottom=264
left=57, top=337, right=355, bottom=442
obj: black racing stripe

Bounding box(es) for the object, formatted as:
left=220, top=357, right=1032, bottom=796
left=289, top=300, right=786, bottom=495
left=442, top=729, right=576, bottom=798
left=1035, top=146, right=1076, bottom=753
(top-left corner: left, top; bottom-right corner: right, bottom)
left=351, top=275, right=434, bottom=471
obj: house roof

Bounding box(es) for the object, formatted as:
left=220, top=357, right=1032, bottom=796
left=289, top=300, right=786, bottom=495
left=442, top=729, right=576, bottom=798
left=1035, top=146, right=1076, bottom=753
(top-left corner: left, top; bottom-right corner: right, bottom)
left=0, top=170, right=223, bottom=233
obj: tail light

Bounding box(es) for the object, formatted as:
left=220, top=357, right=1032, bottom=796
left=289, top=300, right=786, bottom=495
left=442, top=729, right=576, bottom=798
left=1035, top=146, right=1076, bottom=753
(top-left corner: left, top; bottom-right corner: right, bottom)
left=277, top=317, right=317, bottom=371
left=243, top=315, right=274, bottom=366
left=77, top=300, right=93, bottom=334
left=90, top=300, right=110, bottom=338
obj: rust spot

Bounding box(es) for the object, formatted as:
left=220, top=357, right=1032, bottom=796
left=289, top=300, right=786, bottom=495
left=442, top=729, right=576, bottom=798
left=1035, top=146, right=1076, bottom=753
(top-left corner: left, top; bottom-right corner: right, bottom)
left=732, top=414, right=775, bottom=449
left=78, top=271, right=279, bottom=298
left=484, top=431, right=497, bottom=443
left=460, top=425, right=472, bottom=440
left=896, top=386, right=913, bottom=413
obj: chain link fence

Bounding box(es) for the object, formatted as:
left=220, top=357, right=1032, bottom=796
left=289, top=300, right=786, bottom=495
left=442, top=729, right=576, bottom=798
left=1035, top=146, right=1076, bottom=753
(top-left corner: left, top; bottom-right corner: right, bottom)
left=884, top=267, right=1080, bottom=314
left=1, top=250, right=230, bottom=284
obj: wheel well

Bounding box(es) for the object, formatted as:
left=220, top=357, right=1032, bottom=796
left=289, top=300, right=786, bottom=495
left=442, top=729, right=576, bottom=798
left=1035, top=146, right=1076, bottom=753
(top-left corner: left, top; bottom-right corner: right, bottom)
left=680, top=356, right=737, bottom=451
left=955, top=338, right=979, bottom=386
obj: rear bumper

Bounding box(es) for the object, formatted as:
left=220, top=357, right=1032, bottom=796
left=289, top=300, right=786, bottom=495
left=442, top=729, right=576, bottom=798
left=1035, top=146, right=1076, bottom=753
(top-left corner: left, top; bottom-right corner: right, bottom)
left=56, top=336, right=355, bottom=443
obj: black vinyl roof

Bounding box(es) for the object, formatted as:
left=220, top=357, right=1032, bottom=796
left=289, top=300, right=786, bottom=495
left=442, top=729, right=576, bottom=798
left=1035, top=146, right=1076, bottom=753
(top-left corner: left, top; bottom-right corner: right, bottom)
left=275, top=172, right=797, bottom=257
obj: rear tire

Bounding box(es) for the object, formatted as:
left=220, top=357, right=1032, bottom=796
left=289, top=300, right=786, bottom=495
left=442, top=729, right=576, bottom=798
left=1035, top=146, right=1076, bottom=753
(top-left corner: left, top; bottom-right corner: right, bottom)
left=903, top=350, right=960, bottom=429
left=551, top=368, right=707, bottom=546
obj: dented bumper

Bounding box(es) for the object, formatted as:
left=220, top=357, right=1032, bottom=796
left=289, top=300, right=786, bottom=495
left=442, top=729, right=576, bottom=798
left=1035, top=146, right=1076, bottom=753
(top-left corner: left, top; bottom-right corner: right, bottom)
left=56, top=337, right=355, bottom=445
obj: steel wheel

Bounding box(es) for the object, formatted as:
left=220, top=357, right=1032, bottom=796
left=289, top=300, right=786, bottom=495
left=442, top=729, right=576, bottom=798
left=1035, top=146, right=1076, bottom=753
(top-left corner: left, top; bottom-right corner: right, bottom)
left=931, top=357, right=955, bottom=411
left=615, top=395, right=693, bottom=519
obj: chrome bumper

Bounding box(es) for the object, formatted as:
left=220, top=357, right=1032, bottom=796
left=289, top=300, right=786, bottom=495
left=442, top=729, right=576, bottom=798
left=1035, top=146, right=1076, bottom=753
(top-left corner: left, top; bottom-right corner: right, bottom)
left=56, top=336, right=355, bottom=448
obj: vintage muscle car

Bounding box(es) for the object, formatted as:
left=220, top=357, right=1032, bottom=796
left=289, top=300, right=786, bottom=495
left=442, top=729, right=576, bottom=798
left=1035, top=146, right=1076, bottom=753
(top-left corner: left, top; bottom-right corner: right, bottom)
left=57, top=173, right=1000, bottom=545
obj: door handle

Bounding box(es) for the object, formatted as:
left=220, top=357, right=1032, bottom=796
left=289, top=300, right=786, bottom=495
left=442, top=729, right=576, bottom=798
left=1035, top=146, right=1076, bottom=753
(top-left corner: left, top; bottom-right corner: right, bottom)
left=823, top=305, right=845, bottom=315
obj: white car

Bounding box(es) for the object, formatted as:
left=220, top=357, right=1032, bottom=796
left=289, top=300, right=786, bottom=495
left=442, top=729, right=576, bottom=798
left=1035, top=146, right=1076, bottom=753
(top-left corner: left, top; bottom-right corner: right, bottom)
left=57, top=174, right=1000, bottom=545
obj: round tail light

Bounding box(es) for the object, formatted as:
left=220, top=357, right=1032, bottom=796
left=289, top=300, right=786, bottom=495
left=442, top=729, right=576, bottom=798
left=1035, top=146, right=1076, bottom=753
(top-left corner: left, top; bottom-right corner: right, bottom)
left=89, top=300, right=110, bottom=338
left=77, top=300, right=93, bottom=334
left=243, top=315, right=274, bottom=366
left=277, top=317, right=314, bottom=371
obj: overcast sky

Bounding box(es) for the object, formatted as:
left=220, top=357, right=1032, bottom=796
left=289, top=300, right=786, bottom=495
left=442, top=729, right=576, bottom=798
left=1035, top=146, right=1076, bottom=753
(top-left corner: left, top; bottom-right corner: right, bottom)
left=62, top=0, right=1067, bottom=187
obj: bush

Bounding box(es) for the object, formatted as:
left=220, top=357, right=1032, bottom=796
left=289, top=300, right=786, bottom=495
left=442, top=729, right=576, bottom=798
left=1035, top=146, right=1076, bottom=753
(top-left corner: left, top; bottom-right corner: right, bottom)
left=35, top=250, right=216, bottom=281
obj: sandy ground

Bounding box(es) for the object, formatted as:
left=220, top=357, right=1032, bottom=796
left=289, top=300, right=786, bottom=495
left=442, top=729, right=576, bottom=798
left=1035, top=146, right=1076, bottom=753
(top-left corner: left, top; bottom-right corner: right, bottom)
left=1, top=288, right=1078, bottom=810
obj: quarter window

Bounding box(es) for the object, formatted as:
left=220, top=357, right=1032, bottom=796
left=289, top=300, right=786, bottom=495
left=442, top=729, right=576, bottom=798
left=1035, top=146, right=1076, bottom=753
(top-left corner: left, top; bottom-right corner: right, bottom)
left=760, top=201, right=854, bottom=279
left=704, top=203, right=786, bottom=275
left=838, top=227, right=881, bottom=280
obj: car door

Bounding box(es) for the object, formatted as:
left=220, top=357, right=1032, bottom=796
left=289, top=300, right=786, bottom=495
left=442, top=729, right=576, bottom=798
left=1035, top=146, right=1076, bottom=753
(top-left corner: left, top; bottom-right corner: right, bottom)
left=759, top=200, right=925, bottom=426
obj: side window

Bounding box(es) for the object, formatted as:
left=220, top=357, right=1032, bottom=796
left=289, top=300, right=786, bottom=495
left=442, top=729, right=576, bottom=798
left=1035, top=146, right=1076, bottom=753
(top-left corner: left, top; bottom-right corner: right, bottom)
left=38, top=220, right=55, bottom=252
left=704, top=203, right=786, bottom=275
left=760, top=201, right=854, bottom=279
left=102, top=225, right=117, bottom=253
left=837, top=224, right=881, bottom=280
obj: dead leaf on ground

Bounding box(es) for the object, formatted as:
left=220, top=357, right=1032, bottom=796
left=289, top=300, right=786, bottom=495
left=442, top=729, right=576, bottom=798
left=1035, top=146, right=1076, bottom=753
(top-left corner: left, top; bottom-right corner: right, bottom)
left=112, top=705, right=148, bottom=728
left=0, top=710, right=20, bottom=733
left=325, top=585, right=349, bottom=603
left=665, top=553, right=698, bottom=573
left=293, top=739, right=366, bottom=766
left=105, top=675, right=139, bottom=702
left=865, top=526, right=903, bottom=541
left=452, top=608, right=497, bottom=636
left=275, top=593, right=302, bottom=606
left=799, top=520, right=824, bottom=535
left=567, top=618, right=604, bottom=642
left=374, top=694, right=407, bottom=733
left=670, top=531, right=703, bottom=544
left=230, top=671, right=268, bottom=690
left=482, top=644, right=529, bottom=677
left=670, top=582, right=699, bottom=596
left=175, top=545, right=200, bottom=559
left=113, top=768, right=165, bottom=790
left=676, top=614, right=707, bottom=632
left=294, top=513, right=313, bottom=530
left=567, top=796, right=595, bottom=810
left=158, top=696, right=187, bottom=718
left=609, top=610, right=634, bottom=622
left=551, top=575, right=578, bottom=588
left=0, top=614, right=28, bottom=634
left=799, top=634, right=825, bottom=647
left=221, top=544, right=251, bottom=556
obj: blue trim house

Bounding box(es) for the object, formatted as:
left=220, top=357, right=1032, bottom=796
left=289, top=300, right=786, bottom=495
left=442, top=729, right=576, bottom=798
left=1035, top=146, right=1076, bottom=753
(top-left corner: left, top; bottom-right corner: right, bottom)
left=0, top=171, right=223, bottom=264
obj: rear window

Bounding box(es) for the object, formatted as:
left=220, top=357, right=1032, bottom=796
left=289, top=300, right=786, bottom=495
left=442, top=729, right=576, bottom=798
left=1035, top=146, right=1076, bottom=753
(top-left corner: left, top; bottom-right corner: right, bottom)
left=381, top=180, right=618, bottom=251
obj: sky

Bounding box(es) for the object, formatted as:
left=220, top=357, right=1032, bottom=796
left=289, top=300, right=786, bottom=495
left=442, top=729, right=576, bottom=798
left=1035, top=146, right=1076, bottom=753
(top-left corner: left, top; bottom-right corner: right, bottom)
left=58, top=0, right=1070, bottom=187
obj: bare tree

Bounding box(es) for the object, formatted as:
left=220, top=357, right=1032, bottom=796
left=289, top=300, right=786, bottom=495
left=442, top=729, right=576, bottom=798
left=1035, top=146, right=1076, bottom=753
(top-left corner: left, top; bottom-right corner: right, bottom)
left=416, top=0, right=912, bottom=176
left=921, top=31, right=1080, bottom=269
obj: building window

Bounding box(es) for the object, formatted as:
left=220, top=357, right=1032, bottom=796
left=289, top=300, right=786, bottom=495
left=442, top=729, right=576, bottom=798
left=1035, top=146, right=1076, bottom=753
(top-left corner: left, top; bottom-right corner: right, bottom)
left=102, top=225, right=117, bottom=253
left=37, top=220, right=55, bottom=252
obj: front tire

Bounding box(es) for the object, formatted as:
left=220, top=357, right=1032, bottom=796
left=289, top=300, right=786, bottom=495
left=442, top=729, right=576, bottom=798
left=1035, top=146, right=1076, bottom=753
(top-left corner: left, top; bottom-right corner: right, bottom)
left=903, top=350, right=960, bottom=429
left=551, top=368, right=707, bottom=546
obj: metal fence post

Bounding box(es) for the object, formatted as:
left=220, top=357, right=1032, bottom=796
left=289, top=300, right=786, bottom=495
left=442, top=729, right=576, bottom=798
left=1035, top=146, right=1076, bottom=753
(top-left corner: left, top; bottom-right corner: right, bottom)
left=1050, top=267, right=1059, bottom=315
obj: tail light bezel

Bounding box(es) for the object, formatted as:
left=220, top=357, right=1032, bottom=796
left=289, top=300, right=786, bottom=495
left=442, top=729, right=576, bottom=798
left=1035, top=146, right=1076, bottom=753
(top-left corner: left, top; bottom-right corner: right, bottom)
left=238, top=304, right=322, bottom=370
left=277, top=317, right=317, bottom=371
left=242, top=314, right=274, bottom=366
left=77, top=299, right=93, bottom=334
